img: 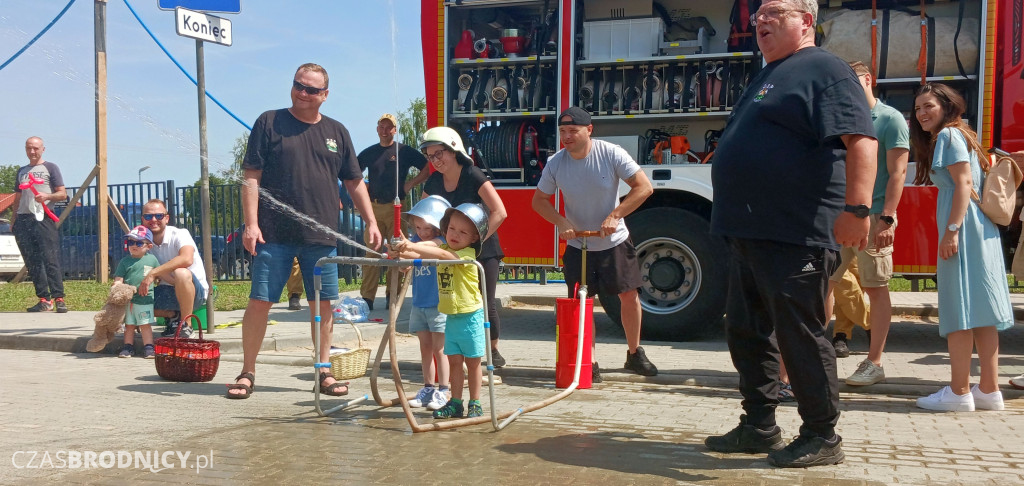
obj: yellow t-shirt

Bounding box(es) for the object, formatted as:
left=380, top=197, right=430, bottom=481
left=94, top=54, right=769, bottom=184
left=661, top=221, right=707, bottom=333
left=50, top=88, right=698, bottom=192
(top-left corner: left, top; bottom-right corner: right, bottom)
left=437, top=244, right=481, bottom=315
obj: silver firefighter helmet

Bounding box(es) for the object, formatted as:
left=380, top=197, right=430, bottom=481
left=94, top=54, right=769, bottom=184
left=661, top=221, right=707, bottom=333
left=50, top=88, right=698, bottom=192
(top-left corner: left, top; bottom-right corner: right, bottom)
left=404, top=195, right=451, bottom=231
left=441, top=202, right=489, bottom=243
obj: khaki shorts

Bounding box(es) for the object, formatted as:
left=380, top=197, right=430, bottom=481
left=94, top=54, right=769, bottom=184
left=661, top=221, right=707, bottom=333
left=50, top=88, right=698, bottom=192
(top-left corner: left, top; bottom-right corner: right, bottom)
left=829, top=214, right=894, bottom=288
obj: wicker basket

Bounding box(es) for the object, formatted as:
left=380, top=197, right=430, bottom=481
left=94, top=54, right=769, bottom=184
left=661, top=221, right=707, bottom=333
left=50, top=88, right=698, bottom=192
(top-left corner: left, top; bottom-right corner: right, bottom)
left=330, top=320, right=370, bottom=381
left=154, top=314, right=220, bottom=382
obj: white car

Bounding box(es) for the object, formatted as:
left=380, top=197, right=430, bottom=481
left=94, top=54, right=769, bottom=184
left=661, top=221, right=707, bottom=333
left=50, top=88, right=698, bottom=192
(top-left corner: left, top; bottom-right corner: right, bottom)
left=0, top=219, right=25, bottom=280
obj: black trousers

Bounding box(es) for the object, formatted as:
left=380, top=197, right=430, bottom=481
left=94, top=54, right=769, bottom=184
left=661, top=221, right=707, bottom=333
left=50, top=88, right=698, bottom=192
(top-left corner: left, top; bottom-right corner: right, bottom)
left=480, top=256, right=501, bottom=341
left=13, top=216, right=65, bottom=300
left=724, top=237, right=839, bottom=439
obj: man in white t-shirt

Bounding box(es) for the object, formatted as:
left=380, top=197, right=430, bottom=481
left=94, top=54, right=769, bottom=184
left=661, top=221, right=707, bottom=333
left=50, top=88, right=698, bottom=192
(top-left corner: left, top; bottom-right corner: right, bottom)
left=137, top=199, right=209, bottom=337
left=531, top=107, right=657, bottom=379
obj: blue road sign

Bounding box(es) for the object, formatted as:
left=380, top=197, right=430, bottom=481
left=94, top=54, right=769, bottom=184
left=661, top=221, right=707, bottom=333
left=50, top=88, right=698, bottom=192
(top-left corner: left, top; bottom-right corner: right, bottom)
left=158, top=1, right=240, bottom=14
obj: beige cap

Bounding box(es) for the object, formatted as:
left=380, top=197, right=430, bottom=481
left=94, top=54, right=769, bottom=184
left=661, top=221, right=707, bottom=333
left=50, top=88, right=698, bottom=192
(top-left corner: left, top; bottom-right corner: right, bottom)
left=378, top=113, right=397, bottom=126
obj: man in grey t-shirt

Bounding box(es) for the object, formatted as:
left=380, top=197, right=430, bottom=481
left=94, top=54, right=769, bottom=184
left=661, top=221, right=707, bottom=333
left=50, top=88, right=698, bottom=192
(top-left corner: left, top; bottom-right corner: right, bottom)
left=531, top=106, right=657, bottom=379
left=12, top=136, right=68, bottom=313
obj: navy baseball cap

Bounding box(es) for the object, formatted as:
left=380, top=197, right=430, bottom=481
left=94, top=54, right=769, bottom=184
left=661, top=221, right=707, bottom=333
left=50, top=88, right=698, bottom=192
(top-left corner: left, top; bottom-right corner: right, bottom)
left=558, top=106, right=592, bottom=126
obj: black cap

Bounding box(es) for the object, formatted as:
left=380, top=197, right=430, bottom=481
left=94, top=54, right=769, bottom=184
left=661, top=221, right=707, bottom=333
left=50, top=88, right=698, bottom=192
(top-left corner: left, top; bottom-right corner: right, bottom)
left=558, top=106, right=592, bottom=126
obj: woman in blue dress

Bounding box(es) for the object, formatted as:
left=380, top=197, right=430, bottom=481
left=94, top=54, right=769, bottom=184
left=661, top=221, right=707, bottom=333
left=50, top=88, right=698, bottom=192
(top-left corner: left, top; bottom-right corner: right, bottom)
left=909, top=83, right=1014, bottom=412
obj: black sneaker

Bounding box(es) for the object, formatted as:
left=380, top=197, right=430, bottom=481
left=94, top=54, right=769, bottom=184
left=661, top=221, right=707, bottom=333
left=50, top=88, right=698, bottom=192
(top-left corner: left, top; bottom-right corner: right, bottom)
left=179, top=324, right=194, bottom=338
left=767, top=434, right=845, bottom=468
left=288, top=294, right=302, bottom=310
left=705, top=415, right=785, bottom=454
left=591, top=362, right=603, bottom=384
left=161, top=313, right=182, bottom=337
left=365, top=298, right=374, bottom=311
left=491, top=348, right=506, bottom=368
left=54, top=298, right=68, bottom=313
left=832, top=334, right=850, bottom=358
left=624, top=346, right=658, bottom=376
left=27, top=299, right=52, bottom=312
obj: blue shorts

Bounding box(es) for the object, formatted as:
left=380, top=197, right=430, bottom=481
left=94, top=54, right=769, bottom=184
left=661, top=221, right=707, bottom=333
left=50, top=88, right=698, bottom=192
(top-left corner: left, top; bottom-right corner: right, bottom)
left=154, top=271, right=207, bottom=311
left=125, top=302, right=155, bottom=326
left=249, top=242, right=339, bottom=302
left=409, top=306, right=446, bottom=333
left=444, top=308, right=485, bottom=358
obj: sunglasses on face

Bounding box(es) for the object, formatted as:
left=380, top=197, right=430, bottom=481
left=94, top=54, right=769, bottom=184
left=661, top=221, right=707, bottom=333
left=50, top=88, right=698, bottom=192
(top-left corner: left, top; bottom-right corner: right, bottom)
left=292, top=80, right=327, bottom=95
left=142, top=213, right=165, bottom=221
left=126, top=240, right=147, bottom=247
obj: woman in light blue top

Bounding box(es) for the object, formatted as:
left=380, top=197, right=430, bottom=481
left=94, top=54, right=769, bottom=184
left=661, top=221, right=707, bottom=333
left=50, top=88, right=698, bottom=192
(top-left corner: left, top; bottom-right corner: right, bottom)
left=909, top=83, right=1014, bottom=412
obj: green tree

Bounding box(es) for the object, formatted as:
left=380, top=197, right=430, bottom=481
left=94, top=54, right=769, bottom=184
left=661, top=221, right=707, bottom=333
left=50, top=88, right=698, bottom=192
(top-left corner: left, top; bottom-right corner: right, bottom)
left=182, top=172, right=241, bottom=237
left=0, top=164, right=19, bottom=219
left=0, top=164, right=18, bottom=192
left=396, top=97, right=426, bottom=147
left=219, top=131, right=249, bottom=183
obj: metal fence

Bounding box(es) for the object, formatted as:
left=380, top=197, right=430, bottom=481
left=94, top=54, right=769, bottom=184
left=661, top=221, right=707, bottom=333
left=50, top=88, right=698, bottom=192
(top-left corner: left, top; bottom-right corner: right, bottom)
left=59, top=181, right=365, bottom=282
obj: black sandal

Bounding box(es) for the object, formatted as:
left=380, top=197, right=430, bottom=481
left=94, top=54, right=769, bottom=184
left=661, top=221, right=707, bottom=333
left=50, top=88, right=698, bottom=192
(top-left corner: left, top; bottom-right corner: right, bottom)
left=318, top=371, right=349, bottom=396
left=226, top=372, right=255, bottom=399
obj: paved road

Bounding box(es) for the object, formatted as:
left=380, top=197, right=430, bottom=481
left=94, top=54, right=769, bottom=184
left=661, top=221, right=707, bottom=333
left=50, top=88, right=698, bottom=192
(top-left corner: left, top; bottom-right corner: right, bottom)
left=2, top=348, right=1023, bottom=485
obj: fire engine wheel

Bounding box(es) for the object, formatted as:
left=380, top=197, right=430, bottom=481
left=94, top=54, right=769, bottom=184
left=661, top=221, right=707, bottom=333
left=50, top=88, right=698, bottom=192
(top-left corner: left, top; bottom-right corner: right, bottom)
left=600, top=208, right=729, bottom=341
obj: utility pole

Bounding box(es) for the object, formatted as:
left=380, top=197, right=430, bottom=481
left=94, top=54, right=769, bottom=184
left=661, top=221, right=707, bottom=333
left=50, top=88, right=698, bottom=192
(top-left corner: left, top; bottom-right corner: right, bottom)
left=95, top=0, right=109, bottom=283
left=196, top=39, right=215, bottom=332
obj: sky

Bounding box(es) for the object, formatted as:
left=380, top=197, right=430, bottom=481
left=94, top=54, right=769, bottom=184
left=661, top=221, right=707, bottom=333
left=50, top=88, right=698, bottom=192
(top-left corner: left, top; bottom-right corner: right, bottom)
left=0, top=0, right=425, bottom=188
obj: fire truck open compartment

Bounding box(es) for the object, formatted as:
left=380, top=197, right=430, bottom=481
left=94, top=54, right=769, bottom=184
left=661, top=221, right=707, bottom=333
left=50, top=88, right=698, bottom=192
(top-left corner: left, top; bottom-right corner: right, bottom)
left=423, top=0, right=1019, bottom=341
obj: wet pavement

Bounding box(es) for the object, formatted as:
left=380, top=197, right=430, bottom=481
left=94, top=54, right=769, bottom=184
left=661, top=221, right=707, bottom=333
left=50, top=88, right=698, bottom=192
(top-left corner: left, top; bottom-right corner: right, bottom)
left=2, top=283, right=1024, bottom=484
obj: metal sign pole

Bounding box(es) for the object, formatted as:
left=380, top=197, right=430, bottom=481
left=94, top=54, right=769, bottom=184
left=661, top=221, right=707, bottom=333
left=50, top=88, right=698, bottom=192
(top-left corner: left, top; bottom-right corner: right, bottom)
left=196, top=39, right=215, bottom=333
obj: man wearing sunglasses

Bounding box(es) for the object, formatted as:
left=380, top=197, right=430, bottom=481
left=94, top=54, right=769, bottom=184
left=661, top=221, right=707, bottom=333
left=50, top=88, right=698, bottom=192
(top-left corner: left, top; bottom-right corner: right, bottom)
left=227, top=63, right=380, bottom=399
left=706, top=0, right=877, bottom=468
left=356, top=113, right=429, bottom=310
left=137, top=199, right=209, bottom=339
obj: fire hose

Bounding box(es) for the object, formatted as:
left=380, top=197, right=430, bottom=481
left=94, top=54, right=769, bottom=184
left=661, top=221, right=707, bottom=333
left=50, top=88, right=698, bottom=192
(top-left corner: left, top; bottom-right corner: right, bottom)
left=310, top=251, right=592, bottom=432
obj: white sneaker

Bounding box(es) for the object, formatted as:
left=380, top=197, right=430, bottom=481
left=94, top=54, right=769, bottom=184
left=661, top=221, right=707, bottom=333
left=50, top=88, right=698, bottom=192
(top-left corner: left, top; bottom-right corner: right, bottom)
left=1010, top=374, right=1024, bottom=390
left=426, top=389, right=448, bottom=411
left=408, top=386, right=434, bottom=408
left=970, top=384, right=1005, bottom=411
left=845, top=359, right=885, bottom=386
left=916, top=386, right=975, bottom=412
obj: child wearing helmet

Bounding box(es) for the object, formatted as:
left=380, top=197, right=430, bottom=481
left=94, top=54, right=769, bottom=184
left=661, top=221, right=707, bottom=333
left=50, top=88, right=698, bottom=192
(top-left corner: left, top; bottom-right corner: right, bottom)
left=390, top=202, right=490, bottom=419
left=402, top=195, right=452, bottom=411
left=114, top=226, right=161, bottom=358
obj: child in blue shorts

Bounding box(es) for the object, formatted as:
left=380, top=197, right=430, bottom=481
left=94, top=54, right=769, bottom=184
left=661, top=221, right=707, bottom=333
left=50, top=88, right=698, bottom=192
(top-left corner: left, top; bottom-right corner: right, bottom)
left=391, top=202, right=489, bottom=419
left=402, top=196, right=451, bottom=411
left=115, top=226, right=160, bottom=358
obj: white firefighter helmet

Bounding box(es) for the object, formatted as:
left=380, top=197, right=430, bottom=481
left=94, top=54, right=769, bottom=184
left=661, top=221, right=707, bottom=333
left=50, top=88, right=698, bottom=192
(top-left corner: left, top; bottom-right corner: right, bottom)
left=404, top=195, right=451, bottom=231
left=419, top=126, right=474, bottom=166
left=441, top=202, right=489, bottom=243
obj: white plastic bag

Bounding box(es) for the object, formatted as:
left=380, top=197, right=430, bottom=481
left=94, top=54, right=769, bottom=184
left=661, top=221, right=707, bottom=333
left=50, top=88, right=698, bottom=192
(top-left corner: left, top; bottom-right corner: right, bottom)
left=332, top=296, right=370, bottom=323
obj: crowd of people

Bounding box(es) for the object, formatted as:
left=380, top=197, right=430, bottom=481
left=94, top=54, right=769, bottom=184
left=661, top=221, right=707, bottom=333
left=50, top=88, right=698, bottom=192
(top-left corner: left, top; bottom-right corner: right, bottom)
left=10, top=0, right=1023, bottom=470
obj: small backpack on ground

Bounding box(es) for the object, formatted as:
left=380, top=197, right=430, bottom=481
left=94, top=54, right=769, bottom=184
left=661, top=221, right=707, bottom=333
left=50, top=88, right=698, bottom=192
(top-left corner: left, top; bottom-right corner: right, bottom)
left=972, top=151, right=1024, bottom=226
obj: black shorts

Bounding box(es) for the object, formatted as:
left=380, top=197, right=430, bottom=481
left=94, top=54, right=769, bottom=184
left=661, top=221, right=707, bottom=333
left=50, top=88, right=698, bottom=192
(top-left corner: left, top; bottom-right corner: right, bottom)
left=563, top=239, right=643, bottom=298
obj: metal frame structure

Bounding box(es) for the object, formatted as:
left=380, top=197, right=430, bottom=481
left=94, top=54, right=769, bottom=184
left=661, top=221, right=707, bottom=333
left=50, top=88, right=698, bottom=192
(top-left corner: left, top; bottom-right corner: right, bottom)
left=309, top=254, right=590, bottom=432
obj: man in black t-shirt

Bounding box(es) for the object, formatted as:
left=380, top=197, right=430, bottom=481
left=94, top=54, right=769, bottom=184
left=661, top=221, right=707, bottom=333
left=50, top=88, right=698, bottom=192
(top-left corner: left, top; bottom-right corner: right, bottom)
left=227, top=63, right=382, bottom=400
left=705, top=0, right=877, bottom=468
left=357, top=113, right=429, bottom=309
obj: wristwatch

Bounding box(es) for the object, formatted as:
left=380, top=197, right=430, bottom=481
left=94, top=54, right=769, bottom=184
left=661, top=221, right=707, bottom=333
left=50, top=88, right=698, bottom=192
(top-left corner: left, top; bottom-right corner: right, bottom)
left=947, top=223, right=960, bottom=232
left=843, top=204, right=870, bottom=218
left=879, top=214, right=895, bottom=225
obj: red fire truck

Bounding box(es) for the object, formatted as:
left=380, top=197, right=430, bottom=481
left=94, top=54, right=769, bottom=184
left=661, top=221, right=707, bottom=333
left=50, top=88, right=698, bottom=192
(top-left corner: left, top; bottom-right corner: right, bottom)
left=419, top=0, right=1024, bottom=341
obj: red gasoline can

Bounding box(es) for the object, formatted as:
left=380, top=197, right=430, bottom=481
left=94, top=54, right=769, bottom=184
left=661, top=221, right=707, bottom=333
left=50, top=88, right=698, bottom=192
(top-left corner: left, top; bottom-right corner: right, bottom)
left=555, top=297, right=594, bottom=389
